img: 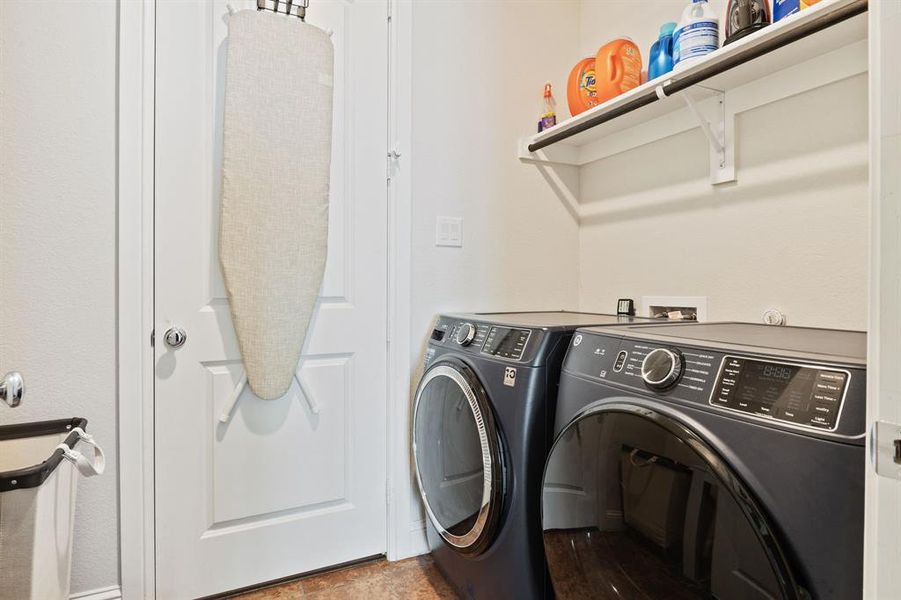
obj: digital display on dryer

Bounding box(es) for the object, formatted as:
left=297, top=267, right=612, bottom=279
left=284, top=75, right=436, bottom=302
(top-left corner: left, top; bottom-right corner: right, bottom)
left=710, top=356, right=848, bottom=430
left=482, top=327, right=531, bottom=360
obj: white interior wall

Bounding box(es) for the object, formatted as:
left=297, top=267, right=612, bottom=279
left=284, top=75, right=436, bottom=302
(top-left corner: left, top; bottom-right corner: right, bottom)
left=576, top=0, right=869, bottom=329
left=0, top=1, right=119, bottom=595
left=408, top=0, right=583, bottom=527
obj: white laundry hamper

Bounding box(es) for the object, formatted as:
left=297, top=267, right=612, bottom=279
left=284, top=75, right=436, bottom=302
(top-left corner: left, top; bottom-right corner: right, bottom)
left=0, top=418, right=105, bottom=600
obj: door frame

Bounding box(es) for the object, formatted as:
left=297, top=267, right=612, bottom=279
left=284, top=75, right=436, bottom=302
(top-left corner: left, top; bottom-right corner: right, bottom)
left=116, top=1, right=418, bottom=597
left=864, top=0, right=901, bottom=596
left=117, top=0, right=156, bottom=597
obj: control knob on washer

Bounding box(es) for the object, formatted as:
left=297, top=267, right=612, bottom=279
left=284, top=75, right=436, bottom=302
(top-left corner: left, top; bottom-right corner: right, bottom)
left=641, top=348, right=684, bottom=391
left=455, top=323, right=476, bottom=346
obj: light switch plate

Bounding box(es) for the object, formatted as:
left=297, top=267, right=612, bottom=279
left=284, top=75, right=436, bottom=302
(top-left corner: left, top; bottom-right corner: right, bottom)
left=435, top=216, right=463, bottom=247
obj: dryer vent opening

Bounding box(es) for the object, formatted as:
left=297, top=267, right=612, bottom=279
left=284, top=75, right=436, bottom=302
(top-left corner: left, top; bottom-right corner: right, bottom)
left=541, top=408, right=800, bottom=600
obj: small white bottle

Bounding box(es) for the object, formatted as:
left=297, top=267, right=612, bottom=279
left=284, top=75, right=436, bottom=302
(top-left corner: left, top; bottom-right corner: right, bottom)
left=673, top=0, right=720, bottom=70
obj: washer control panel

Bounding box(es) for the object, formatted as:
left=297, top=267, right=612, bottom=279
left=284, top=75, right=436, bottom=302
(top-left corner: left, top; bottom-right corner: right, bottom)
left=481, top=327, right=531, bottom=361
left=710, top=356, right=849, bottom=431
left=431, top=318, right=536, bottom=363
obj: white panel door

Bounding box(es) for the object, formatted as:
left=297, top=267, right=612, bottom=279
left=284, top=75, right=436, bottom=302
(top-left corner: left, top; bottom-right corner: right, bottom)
left=154, top=1, right=388, bottom=597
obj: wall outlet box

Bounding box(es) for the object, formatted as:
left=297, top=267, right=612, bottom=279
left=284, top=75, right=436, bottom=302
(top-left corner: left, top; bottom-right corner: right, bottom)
left=641, top=296, right=708, bottom=321
left=435, top=216, right=463, bottom=247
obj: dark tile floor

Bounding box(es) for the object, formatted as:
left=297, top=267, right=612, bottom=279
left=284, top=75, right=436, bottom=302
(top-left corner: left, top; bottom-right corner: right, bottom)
left=230, top=555, right=458, bottom=599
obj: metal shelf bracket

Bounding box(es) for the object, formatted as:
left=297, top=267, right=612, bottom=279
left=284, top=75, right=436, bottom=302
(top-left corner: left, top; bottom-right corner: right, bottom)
left=677, top=86, right=735, bottom=185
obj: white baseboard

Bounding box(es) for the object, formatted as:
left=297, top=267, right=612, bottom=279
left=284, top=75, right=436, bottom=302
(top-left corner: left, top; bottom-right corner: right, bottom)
left=407, top=519, right=429, bottom=557
left=70, top=585, right=122, bottom=600
left=388, top=518, right=430, bottom=562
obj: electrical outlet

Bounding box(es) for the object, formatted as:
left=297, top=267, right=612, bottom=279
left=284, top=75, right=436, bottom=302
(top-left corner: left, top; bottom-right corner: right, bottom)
left=435, top=216, right=463, bottom=247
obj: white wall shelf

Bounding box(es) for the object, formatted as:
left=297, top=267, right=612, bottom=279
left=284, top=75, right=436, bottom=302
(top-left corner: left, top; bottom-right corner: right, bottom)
left=519, top=0, right=867, bottom=194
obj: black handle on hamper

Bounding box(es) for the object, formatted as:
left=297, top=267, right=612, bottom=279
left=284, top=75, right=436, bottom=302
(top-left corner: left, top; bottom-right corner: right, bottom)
left=0, top=417, right=89, bottom=492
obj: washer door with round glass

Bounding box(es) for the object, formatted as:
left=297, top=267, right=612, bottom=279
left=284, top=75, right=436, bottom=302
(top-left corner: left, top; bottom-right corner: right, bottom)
left=413, top=360, right=504, bottom=554
left=542, top=403, right=802, bottom=600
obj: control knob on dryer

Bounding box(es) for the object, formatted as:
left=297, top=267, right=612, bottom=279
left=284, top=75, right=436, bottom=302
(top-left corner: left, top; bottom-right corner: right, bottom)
left=455, top=323, right=477, bottom=346
left=641, top=348, right=684, bottom=391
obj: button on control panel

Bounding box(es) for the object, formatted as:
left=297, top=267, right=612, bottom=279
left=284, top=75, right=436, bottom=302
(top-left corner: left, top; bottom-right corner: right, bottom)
left=641, top=348, right=684, bottom=391
left=455, top=322, right=477, bottom=346
left=710, top=356, right=849, bottom=431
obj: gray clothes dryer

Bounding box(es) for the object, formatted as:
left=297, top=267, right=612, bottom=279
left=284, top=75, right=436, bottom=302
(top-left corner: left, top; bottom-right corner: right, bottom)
left=542, top=322, right=866, bottom=600
left=412, top=312, right=662, bottom=600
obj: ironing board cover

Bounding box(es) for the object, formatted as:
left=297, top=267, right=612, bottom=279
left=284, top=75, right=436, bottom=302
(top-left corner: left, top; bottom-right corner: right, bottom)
left=219, top=11, right=334, bottom=400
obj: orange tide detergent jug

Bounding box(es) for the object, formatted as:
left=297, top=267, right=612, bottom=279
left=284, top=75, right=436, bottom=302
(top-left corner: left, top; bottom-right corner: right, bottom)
left=567, top=58, right=599, bottom=116
left=594, top=38, right=642, bottom=104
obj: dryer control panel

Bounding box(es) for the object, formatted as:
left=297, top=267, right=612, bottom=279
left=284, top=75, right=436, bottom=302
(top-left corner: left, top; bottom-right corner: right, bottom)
left=563, top=328, right=866, bottom=439
left=710, top=356, right=849, bottom=431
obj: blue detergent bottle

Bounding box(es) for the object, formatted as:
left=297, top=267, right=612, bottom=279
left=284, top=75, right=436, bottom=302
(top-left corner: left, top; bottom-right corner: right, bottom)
left=648, top=22, right=677, bottom=80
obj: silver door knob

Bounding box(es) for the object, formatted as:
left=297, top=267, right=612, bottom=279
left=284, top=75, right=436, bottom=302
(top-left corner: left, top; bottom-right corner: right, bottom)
left=0, top=372, right=24, bottom=408
left=164, top=327, right=187, bottom=349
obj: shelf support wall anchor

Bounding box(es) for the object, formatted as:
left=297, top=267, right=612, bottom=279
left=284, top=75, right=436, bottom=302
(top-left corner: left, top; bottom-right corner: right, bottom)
left=680, top=87, right=736, bottom=185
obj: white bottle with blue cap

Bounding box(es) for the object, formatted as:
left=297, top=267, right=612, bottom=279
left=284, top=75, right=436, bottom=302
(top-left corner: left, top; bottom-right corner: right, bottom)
left=673, top=0, right=720, bottom=70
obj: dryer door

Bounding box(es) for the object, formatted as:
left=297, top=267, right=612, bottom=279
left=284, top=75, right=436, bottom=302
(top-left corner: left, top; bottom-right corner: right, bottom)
left=413, top=359, right=504, bottom=554
left=542, top=402, right=801, bottom=600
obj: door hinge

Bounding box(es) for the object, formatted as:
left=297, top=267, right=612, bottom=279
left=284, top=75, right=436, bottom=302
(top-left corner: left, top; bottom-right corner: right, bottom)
left=387, top=147, right=401, bottom=183
left=150, top=329, right=155, bottom=348
left=870, top=420, right=901, bottom=481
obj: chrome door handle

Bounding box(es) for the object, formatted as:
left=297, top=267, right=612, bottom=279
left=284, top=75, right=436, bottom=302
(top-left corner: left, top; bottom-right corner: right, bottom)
left=164, top=327, right=187, bottom=349
left=0, top=372, right=24, bottom=408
